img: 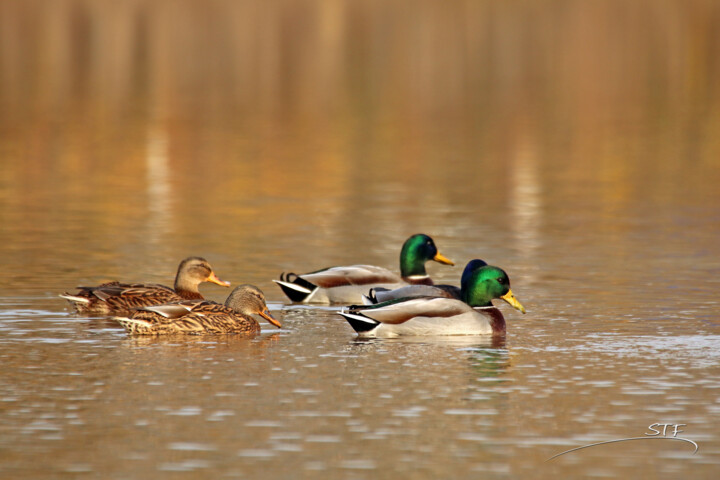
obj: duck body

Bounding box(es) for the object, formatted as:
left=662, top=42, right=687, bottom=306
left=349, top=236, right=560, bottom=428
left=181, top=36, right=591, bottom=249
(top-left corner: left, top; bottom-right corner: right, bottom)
left=274, top=234, right=454, bottom=304
left=364, top=259, right=488, bottom=304
left=341, top=297, right=506, bottom=338
left=60, top=257, right=230, bottom=315
left=114, top=284, right=281, bottom=335
left=275, top=265, right=414, bottom=304
left=339, top=264, right=525, bottom=337
left=60, top=281, right=184, bottom=315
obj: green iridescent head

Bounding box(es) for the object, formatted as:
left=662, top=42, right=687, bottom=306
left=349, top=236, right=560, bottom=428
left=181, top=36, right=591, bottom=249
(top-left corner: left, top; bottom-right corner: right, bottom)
left=461, top=265, right=526, bottom=313
left=399, top=234, right=454, bottom=277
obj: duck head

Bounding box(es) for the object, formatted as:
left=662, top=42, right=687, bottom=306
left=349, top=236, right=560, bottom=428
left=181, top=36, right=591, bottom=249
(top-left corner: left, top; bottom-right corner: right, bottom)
left=461, top=265, right=526, bottom=313
left=460, top=259, right=488, bottom=286
left=399, top=234, right=454, bottom=277
left=226, top=284, right=282, bottom=328
left=175, top=257, right=231, bottom=291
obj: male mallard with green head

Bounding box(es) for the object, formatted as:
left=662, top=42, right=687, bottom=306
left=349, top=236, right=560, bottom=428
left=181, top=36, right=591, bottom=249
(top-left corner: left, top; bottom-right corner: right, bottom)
left=339, top=264, right=525, bottom=337
left=273, top=234, right=454, bottom=304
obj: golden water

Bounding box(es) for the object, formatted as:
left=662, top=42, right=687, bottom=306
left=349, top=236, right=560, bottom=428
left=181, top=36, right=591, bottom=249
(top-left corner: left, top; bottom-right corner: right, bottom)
left=1, top=1, right=719, bottom=478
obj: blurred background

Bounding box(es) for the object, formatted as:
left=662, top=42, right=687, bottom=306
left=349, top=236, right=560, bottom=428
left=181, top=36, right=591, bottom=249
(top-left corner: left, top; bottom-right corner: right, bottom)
left=1, top=0, right=719, bottom=298
left=1, top=2, right=720, bottom=478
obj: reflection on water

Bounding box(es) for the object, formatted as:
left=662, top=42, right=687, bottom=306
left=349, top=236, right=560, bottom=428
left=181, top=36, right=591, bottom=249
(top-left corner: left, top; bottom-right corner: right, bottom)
left=145, top=124, right=172, bottom=246
left=509, top=133, right=542, bottom=283
left=1, top=0, right=720, bottom=478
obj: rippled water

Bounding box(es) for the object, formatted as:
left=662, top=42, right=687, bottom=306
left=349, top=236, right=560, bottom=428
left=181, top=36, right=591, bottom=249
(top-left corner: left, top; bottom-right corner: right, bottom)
left=2, top=290, right=719, bottom=478
left=2, top=1, right=720, bottom=478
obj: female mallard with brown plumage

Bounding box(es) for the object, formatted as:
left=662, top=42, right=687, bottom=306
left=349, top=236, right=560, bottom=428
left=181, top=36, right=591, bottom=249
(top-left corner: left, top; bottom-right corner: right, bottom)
left=339, top=264, right=525, bottom=338
left=114, top=284, right=281, bottom=335
left=60, top=256, right=230, bottom=315
left=273, top=233, right=454, bottom=304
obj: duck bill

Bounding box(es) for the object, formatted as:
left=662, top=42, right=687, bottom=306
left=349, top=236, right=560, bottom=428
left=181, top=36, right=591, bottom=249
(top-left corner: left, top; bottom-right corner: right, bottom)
left=500, top=289, right=526, bottom=314
left=207, top=272, right=231, bottom=287
left=259, top=308, right=282, bottom=328
left=433, top=252, right=455, bottom=266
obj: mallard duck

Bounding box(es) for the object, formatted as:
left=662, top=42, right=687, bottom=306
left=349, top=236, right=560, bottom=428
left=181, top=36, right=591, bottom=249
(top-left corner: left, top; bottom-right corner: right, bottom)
left=364, top=259, right=488, bottom=304
left=60, top=256, right=230, bottom=315
left=338, top=264, right=525, bottom=337
left=114, top=284, right=281, bottom=335
left=273, top=233, right=454, bottom=304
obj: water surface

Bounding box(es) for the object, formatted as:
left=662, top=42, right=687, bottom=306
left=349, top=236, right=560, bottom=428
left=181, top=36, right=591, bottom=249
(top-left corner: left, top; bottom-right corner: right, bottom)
left=1, top=1, right=719, bottom=478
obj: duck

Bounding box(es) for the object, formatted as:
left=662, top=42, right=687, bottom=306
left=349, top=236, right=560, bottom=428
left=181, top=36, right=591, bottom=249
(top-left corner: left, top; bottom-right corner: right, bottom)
left=338, top=264, right=525, bottom=337
left=363, top=259, right=488, bottom=304
left=273, top=233, right=454, bottom=304
left=113, top=284, right=281, bottom=335
left=60, top=256, right=231, bottom=315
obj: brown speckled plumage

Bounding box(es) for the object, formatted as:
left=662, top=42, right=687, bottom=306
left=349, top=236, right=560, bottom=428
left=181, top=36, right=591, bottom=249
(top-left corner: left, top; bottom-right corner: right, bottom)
left=114, top=284, right=281, bottom=335
left=60, top=257, right=230, bottom=315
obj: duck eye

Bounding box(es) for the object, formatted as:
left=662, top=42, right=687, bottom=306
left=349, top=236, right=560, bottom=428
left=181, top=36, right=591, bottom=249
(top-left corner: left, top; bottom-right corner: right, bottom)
left=496, top=277, right=506, bottom=284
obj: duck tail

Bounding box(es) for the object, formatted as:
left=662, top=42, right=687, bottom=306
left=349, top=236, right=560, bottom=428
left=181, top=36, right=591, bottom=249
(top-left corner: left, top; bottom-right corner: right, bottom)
left=362, top=287, right=392, bottom=305
left=361, top=288, right=379, bottom=305
left=361, top=294, right=375, bottom=305
left=272, top=273, right=317, bottom=303
left=113, top=316, right=153, bottom=334
left=58, top=293, right=90, bottom=304
left=338, top=308, right=380, bottom=334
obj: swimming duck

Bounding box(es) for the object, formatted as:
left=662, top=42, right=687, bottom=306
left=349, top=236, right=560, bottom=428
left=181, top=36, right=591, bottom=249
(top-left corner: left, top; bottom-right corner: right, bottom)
left=339, top=264, right=525, bottom=337
left=114, top=284, right=281, bottom=335
left=364, top=259, right=488, bottom=304
left=273, top=233, right=454, bottom=304
left=60, top=256, right=230, bottom=315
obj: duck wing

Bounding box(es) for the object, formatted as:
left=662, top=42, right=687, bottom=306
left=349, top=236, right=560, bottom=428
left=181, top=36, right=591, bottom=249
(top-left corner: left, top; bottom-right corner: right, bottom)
left=78, top=282, right=177, bottom=302
left=368, top=284, right=460, bottom=303
left=138, top=299, right=210, bottom=320
left=300, top=265, right=402, bottom=288
left=349, top=296, right=473, bottom=325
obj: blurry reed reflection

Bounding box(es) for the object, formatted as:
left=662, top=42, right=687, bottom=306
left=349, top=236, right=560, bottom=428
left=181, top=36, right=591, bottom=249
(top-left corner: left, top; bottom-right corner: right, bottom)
left=1, top=0, right=717, bottom=128
left=509, top=134, right=542, bottom=270
left=146, top=124, right=172, bottom=244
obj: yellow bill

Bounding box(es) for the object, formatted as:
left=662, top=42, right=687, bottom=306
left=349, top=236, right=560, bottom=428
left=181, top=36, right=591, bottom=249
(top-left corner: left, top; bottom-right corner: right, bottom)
left=500, top=289, right=526, bottom=314
left=207, top=272, right=231, bottom=287
left=433, top=252, right=455, bottom=266
left=259, top=308, right=282, bottom=328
